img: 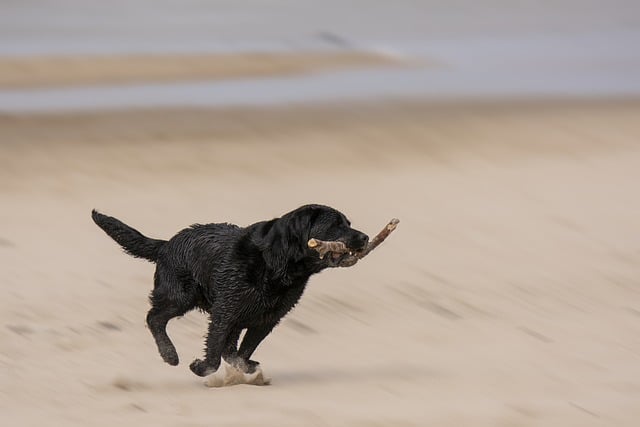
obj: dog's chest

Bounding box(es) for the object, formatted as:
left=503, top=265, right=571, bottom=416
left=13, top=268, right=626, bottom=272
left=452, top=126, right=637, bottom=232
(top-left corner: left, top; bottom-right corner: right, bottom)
left=244, top=283, right=306, bottom=325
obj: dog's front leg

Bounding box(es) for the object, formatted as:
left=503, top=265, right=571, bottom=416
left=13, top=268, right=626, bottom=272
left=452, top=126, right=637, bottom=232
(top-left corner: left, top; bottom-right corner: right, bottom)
left=189, top=316, right=231, bottom=377
left=221, top=326, right=251, bottom=371
left=221, top=327, right=242, bottom=361
left=236, top=322, right=277, bottom=373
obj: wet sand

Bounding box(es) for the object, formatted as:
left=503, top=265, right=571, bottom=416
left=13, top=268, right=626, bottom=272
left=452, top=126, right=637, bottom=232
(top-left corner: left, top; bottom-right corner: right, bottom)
left=1, top=99, right=640, bottom=426
left=0, top=52, right=398, bottom=88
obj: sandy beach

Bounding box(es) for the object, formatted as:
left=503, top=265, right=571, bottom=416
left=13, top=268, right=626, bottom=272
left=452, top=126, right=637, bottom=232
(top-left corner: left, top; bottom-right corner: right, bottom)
left=2, top=98, right=640, bottom=426
left=2, top=1, right=640, bottom=424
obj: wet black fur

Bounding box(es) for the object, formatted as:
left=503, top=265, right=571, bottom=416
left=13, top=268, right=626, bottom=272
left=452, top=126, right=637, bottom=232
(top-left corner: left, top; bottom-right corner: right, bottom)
left=91, top=205, right=368, bottom=377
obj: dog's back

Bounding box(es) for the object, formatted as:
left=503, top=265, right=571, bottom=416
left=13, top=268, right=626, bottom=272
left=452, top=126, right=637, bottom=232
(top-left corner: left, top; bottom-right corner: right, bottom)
left=159, top=223, right=246, bottom=289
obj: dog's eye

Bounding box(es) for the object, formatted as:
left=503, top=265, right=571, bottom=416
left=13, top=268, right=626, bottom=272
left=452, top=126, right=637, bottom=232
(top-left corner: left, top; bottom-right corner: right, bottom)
left=335, top=219, right=347, bottom=228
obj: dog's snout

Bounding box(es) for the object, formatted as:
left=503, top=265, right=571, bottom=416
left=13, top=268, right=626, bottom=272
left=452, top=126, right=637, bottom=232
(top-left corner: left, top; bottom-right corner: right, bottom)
left=353, top=232, right=369, bottom=250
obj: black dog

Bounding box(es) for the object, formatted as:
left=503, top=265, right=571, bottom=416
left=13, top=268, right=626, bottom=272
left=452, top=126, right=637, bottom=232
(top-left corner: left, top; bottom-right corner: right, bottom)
left=91, top=205, right=368, bottom=376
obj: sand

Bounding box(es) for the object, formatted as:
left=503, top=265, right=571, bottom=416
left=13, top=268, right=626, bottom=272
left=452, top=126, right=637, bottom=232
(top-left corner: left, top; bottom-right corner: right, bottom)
left=203, top=361, right=270, bottom=388
left=1, top=99, right=640, bottom=426
left=0, top=52, right=399, bottom=88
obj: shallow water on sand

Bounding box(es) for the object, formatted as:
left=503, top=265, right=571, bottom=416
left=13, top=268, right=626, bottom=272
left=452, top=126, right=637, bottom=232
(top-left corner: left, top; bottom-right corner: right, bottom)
left=1, top=0, right=639, bottom=112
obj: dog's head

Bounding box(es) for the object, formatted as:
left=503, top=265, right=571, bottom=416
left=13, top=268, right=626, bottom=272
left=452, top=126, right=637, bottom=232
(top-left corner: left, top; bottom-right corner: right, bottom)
left=260, top=204, right=369, bottom=276
left=302, top=205, right=369, bottom=267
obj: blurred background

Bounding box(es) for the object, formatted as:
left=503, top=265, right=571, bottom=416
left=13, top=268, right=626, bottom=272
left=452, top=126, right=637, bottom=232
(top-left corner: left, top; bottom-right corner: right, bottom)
left=1, top=1, right=640, bottom=426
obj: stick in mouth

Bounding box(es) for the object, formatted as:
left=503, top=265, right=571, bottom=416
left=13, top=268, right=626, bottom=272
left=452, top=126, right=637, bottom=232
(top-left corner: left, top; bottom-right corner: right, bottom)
left=307, top=218, right=399, bottom=268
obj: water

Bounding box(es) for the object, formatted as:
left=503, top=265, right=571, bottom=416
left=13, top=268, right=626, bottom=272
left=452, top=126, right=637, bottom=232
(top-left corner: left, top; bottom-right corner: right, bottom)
left=1, top=0, right=639, bottom=112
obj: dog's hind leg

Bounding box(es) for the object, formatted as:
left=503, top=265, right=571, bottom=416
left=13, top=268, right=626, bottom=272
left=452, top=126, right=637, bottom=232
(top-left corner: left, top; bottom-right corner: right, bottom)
left=146, top=267, right=194, bottom=366
left=146, top=305, right=185, bottom=366
left=189, top=311, right=235, bottom=377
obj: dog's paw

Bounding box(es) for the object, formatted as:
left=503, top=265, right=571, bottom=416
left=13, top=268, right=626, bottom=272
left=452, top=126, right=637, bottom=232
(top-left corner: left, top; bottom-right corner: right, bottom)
left=224, top=356, right=260, bottom=374
left=189, top=358, right=218, bottom=377
left=245, top=359, right=260, bottom=374
left=159, top=347, right=179, bottom=366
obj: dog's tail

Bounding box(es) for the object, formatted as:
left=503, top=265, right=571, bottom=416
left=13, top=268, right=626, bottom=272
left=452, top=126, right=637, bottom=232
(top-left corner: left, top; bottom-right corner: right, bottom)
left=91, top=210, right=166, bottom=262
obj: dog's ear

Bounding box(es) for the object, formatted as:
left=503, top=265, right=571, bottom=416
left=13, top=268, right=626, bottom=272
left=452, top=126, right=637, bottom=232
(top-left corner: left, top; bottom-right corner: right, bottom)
left=261, top=212, right=312, bottom=280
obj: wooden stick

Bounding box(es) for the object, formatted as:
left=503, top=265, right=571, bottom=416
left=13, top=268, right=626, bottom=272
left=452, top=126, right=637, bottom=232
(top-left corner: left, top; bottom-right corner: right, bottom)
left=307, top=238, right=347, bottom=259
left=356, top=218, right=399, bottom=258
left=307, top=218, right=399, bottom=267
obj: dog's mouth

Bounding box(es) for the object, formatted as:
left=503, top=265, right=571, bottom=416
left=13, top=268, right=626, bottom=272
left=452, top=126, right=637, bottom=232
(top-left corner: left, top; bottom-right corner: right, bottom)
left=326, top=251, right=347, bottom=267
left=325, top=248, right=363, bottom=267
left=307, top=237, right=367, bottom=267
